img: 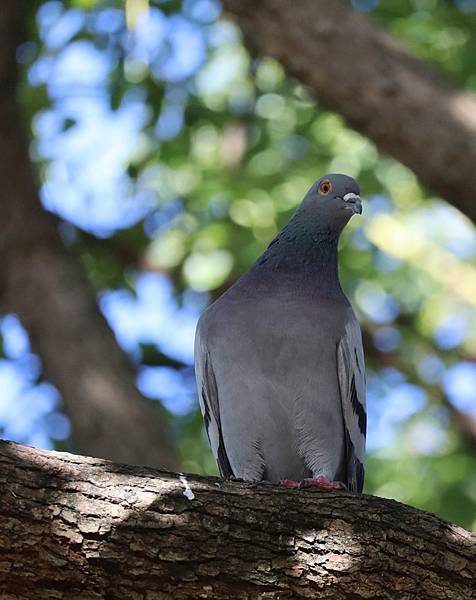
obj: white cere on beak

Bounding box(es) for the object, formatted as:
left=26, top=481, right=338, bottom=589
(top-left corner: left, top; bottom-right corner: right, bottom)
left=343, top=192, right=362, bottom=213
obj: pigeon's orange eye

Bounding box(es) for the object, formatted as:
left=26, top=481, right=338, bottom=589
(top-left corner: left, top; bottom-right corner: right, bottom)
left=318, top=180, right=332, bottom=195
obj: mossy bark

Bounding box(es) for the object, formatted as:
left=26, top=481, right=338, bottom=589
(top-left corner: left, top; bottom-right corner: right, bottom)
left=0, top=441, right=474, bottom=599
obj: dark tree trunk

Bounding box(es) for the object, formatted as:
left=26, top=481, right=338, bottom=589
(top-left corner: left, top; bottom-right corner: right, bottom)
left=0, top=441, right=474, bottom=599
left=222, top=0, right=476, bottom=225
left=0, top=0, right=178, bottom=470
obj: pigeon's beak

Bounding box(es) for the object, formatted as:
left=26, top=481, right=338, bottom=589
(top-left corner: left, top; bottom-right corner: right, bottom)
left=343, top=192, right=362, bottom=215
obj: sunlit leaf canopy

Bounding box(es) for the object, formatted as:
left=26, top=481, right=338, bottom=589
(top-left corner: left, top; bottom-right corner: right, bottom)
left=1, top=0, right=476, bottom=528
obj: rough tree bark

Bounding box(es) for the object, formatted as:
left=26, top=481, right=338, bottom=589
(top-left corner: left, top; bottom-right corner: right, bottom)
left=0, top=1, right=178, bottom=470
left=0, top=441, right=474, bottom=599
left=221, top=0, right=476, bottom=225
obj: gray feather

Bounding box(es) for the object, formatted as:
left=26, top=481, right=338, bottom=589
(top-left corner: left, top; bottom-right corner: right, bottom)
left=337, top=317, right=366, bottom=492
left=194, top=328, right=233, bottom=477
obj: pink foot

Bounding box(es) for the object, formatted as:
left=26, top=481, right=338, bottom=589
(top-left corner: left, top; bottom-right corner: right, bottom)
left=280, top=479, right=301, bottom=489
left=301, top=476, right=346, bottom=491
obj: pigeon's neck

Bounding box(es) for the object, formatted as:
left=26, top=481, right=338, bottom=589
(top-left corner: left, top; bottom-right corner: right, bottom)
left=250, top=215, right=344, bottom=296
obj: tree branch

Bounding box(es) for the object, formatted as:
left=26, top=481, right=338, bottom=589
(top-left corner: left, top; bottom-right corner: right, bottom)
left=0, top=441, right=474, bottom=599
left=0, top=0, right=178, bottom=470
left=221, top=0, right=476, bottom=223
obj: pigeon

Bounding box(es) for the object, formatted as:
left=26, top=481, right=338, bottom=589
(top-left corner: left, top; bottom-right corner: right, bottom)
left=194, top=173, right=366, bottom=492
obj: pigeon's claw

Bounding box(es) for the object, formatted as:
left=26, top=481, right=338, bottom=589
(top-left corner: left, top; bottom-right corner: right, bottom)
left=280, top=479, right=301, bottom=489
left=301, top=476, right=347, bottom=491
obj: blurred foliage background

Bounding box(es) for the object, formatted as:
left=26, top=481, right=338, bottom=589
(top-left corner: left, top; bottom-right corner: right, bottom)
left=1, top=0, right=476, bottom=530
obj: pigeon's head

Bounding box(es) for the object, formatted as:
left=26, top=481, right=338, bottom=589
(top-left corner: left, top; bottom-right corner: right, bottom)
left=302, top=173, right=362, bottom=232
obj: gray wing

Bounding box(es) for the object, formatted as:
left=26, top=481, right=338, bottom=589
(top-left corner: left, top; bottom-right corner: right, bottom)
left=194, top=320, right=234, bottom=478
left=336, top=315, right=366, bottom=493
